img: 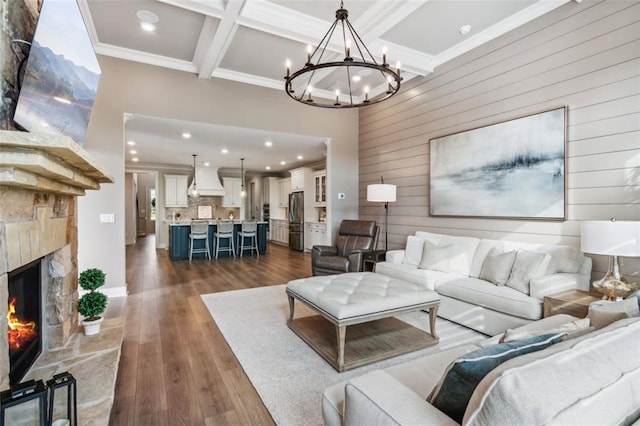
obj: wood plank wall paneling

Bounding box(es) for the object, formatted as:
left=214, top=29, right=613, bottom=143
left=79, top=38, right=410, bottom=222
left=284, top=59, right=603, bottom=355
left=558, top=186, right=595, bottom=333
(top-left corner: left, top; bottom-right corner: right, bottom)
left=359, top=0, right=640, bottom=283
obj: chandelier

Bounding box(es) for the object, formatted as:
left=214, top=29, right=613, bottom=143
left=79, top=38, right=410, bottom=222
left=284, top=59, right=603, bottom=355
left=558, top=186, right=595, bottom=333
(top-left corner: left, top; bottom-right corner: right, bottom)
left=284, top=1, right=401, bottom=108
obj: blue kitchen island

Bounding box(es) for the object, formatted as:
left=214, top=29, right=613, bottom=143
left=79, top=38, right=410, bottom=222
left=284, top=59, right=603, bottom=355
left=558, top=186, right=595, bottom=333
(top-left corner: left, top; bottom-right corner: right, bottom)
left=169, top=221, right=268, bottom=260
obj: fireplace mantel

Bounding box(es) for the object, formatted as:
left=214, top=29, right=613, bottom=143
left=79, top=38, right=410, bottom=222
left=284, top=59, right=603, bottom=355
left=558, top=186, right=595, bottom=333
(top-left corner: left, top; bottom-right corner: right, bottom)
left=0, top=130, right=113, bottom=196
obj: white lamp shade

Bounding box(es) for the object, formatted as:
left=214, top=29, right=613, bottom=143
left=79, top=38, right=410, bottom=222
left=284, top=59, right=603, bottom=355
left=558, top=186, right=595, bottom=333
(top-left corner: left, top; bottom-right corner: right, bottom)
left=580, top=221, right=640, bottom=256
left=367, top=184, right=396, bottom=202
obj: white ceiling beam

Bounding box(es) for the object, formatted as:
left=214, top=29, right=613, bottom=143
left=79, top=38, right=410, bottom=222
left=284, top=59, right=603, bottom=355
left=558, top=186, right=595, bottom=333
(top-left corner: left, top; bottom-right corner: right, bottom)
left=94, top=43, right=198, bottom=73
left=197, top=0, right=247, bottom=79
left=157, top=0, right=226, bottom=18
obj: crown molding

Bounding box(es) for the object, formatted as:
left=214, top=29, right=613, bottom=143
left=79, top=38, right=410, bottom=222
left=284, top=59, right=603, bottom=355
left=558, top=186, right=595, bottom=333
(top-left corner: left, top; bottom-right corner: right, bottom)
left=94, top=43, right=198, bottom=74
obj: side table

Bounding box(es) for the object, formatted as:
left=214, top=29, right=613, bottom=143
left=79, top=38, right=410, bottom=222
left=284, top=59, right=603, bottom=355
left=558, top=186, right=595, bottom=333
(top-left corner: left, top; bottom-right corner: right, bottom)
left=362, top=250, right=387, bottom=272
left=543, top=289, right=602, bottom=318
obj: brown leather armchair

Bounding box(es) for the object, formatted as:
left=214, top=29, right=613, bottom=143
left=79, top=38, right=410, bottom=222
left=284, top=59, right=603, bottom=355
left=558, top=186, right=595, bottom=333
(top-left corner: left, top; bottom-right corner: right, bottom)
left=311, top=220, right=379, bottom=276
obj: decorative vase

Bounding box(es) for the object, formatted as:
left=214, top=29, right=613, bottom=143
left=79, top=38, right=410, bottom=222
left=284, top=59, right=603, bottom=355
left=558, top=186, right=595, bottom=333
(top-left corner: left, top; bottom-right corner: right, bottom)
left=82, top=317, right=103, bottom=336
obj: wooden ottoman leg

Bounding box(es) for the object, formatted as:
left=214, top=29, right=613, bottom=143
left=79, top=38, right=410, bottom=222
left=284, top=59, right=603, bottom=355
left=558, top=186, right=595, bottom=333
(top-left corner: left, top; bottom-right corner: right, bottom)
left=428, top=305, right=439, bottom=339
left=336, top=324, right=346, bottom=372
left=287, top=295, right=295, bottom=322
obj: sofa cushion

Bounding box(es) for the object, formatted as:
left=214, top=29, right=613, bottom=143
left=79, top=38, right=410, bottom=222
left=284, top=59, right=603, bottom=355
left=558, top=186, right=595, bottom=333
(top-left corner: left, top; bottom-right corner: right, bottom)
left=478, top=248, right=516, bottom=286
left=505, top=251, right=548, bottom=294
left=415, top=231, right=480, bottom=276
left=428, top=333, right=565, bottom=423
left=436, top=278, right=543, bottom=320
left=464, top=317, right=640, bottom=425
left=401, top=235, right=425, bottom=266
left=588, top=298, right=640, bottom=329
left=375, top=261, right=463, bottom=291
left=418, top=240, right=452, bottom=272
left=469, top=239, right=541, bottom=278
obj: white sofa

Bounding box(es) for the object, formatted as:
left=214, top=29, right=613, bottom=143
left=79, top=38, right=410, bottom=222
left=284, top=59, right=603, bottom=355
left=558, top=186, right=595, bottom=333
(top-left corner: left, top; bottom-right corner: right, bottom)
left=323, top=314, right=640, bottom=426
left=375, top=231, right=592, bottom=335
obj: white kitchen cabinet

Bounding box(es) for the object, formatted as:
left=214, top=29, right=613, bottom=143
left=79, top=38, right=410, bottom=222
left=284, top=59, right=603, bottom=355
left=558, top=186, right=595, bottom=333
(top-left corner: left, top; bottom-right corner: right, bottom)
left=313, top=170, right=326, bottom=206
left=164, top=175, right=188, bottom=207
left=304, top=222, right=327, bottom=251
left=223, top=177, right=242, bottom=207
left=290, top=169, right=305, bottom=191
left=263, top=177, right=280, bottom=206
left=270, top=219, right=289, bottom=244
left=278, top=178, right=291, bottom=207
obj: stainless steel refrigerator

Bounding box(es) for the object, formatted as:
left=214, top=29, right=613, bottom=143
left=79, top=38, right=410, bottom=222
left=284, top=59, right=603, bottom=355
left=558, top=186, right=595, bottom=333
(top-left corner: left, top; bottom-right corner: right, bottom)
left=289, top=191, right=304, bottom=251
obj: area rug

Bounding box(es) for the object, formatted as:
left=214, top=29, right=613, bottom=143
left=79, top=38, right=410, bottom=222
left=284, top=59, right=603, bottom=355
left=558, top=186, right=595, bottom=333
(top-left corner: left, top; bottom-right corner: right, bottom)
left=201, top=284, right=485, bottom=425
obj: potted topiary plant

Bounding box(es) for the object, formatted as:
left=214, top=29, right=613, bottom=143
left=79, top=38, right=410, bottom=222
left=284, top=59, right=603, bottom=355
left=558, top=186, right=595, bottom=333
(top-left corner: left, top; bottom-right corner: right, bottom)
left=77, top=268, right=108, bottom=336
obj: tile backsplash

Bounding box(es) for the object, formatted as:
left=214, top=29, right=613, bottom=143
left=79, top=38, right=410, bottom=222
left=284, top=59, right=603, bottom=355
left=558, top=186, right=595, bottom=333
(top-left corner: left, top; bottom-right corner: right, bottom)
left=165, top=196, right=239, bottom=220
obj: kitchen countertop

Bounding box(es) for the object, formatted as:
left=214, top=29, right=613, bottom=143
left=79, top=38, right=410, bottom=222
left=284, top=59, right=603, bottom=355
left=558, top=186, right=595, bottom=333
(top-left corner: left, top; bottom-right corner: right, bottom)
left=166, top=220, right=268, bottom=226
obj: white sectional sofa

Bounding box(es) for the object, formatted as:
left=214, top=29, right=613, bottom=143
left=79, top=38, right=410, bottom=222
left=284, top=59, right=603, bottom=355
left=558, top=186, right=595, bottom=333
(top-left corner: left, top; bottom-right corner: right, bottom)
left=375, top=231, right=592, bottom=335
left=322, top=313, right=640, bottom=426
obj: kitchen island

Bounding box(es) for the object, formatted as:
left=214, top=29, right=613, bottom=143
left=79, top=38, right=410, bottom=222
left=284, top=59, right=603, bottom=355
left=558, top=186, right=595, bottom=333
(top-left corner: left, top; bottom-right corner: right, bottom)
left=168, top=221, right=268, bottom=260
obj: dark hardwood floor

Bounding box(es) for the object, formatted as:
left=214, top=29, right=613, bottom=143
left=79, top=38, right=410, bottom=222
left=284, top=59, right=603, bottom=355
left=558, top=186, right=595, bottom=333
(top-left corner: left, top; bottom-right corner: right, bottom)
left=109, top=235, right=312, bottom=425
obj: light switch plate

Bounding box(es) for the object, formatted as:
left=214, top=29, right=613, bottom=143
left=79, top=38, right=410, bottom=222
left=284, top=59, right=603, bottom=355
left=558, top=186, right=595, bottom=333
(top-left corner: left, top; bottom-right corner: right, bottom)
left=100, top=213, right=115, bottom=223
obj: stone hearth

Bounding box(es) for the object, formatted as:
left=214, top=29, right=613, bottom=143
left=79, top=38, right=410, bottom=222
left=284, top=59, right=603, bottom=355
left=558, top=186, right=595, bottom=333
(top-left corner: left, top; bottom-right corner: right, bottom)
left=0, top=130, right=114, bottom=423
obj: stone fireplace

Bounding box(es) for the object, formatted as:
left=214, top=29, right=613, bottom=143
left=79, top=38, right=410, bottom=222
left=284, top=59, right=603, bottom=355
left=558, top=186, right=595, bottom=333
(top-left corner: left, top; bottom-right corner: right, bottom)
left=0, top=130, right=113, bottom=391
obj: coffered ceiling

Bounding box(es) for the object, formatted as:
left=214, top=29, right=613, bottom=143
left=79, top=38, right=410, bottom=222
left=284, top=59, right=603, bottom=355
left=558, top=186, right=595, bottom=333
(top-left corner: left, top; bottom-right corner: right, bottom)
left=77, top=0, right=573, bottom=172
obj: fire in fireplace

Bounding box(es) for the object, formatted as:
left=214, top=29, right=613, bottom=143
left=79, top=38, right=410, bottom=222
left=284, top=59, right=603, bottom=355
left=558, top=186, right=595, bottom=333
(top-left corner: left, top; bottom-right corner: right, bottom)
left=7, top=258, right=42, bottom=385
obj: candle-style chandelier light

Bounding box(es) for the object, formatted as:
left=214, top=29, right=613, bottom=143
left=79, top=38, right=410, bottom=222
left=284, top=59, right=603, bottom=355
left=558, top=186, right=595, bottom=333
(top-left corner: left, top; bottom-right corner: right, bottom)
left=284, top=1, right=401, bottom=109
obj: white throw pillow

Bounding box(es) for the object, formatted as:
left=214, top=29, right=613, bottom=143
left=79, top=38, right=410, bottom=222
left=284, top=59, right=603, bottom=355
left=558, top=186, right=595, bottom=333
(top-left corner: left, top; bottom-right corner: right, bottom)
left=401, top=235, right=425, bottom=266
left=479, top=247, right=517, bottom=286
left=418, top=240, right=452, bottom=272
left=506, top=251, right=549, bottom=295
left=539, top=245, right=583, bottom=273
left=588, top=298, right=640, bottom=329
left=500, top=318, right=592, bottom=343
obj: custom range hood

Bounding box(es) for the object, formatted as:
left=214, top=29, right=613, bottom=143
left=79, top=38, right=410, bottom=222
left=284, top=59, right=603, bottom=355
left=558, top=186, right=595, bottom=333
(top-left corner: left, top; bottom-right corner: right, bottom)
left=194, top=167, right=225, bottom=196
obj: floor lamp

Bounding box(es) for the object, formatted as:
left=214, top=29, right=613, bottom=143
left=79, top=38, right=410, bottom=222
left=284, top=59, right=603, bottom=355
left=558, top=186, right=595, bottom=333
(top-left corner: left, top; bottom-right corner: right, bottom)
left=580, top=219, right=640, bottom=300
left=367, top=177, right=397, bottom=252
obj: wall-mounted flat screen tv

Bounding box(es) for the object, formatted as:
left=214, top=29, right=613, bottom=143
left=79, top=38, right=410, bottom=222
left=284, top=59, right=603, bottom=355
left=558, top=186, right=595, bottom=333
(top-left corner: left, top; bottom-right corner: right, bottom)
left=14, top=0, right=101, bottom=146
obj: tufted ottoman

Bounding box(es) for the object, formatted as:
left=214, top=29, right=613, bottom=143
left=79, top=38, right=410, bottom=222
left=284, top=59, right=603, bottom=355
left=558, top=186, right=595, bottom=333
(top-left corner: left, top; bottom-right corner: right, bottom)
left=286, top=272, right=440, bottom=372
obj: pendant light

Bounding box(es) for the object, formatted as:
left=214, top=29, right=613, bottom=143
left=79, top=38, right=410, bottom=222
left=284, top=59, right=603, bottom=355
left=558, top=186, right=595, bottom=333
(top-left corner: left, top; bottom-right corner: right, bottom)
left=240, top=158, right=247, bottom=198
left=189, top=154, right=199, bottom=200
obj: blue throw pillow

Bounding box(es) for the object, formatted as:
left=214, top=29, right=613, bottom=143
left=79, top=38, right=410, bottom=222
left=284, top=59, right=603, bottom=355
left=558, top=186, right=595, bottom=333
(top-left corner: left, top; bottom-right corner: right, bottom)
left=427, top=332, right=566, bottom=423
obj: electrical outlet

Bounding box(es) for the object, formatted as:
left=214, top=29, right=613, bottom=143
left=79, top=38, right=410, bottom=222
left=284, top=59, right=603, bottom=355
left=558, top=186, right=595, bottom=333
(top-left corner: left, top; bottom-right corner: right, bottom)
left=338, top=193, right=346, bottom=200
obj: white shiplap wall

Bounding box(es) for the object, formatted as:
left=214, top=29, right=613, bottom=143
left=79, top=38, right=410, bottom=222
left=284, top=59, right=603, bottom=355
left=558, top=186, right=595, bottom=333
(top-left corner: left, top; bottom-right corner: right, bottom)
left=359, top=0, right=640, bottom=283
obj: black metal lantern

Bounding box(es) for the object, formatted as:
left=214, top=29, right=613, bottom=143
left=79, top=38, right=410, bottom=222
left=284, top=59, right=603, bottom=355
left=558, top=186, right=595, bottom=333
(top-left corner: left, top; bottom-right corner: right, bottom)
left=0, top=379, right=47, bottom=426
left=46, top=372, right=78, bottom=426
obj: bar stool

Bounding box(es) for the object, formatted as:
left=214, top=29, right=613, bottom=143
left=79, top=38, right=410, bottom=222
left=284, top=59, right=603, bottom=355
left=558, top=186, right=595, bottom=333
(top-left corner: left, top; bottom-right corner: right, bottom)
left=189, top=220, right=211, bottom=260
left=214, top=220, right=235, bottom=258
left=237, top=221, right=259, bottom=257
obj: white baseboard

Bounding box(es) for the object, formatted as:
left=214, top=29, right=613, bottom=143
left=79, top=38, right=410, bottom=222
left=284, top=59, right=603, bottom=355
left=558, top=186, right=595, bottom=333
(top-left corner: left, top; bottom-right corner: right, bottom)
left=103, top=286, right=128, bottom=298
left=79, top=285, right=128, bottom=298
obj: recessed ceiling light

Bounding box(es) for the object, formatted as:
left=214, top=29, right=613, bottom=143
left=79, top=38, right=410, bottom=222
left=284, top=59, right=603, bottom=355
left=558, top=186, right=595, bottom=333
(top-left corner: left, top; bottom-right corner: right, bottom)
left=459, top=25, right=472, bottom=35
left=132, top=158, right=139, bottom=162
left=297, top=155, right=303, bottom=160
left=127, top=140, right=136, bottom=146
left=140, top=22, right=156, bottom=32
left=137, top=10, right=159, bottom=33
left=182, top=132, right=191, bottom=139
left=280, top=161, right=286, bottom=165
left=221, top=148, right=228, bottom=154
left=265, top=141, right=273, bottom=147
left=352, top=75, right=362, bottom=82
left=265, top=166, right=271, bottom=170
left=130, top=150, right=137, bottom=154
left=204, top=161, right=210, bottom=167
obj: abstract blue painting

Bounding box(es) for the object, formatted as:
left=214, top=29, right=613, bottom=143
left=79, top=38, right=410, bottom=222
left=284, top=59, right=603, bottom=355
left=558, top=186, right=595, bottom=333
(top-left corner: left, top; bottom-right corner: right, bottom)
left=430, top=107, right=566, bottom=220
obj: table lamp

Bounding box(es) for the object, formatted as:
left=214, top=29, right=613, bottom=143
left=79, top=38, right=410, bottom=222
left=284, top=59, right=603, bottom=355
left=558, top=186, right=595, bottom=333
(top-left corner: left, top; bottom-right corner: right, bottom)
left=580, top=219, right=640, bottom=300
left=367, top=177, right=396, bottom=252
